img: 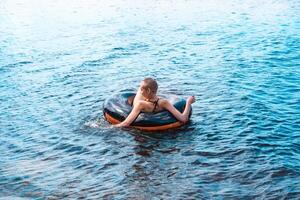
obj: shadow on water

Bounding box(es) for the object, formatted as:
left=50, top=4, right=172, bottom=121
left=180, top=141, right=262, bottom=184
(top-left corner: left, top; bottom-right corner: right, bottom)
left=78, top=116, right=201, bottom=198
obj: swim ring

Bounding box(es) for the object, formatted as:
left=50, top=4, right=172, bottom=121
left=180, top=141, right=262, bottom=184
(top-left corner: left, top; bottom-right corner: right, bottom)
left=103, top=92, right=191, bottom=131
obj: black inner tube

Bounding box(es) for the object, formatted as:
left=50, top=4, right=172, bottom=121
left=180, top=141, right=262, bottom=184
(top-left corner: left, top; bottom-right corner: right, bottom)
left=103, top=92, right=190, bottom=127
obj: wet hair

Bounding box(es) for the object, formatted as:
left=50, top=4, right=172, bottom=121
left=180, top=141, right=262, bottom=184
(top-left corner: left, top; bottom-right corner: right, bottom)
left=143, top=78, right=158, bottom=94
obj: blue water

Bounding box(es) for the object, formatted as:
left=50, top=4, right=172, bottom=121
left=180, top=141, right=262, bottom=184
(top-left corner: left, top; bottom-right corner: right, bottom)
left=1, top=0, right=300, bottom=199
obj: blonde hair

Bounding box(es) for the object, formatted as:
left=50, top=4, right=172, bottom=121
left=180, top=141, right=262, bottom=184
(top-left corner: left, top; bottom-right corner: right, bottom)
left=143, top=78, right=158, bottom=94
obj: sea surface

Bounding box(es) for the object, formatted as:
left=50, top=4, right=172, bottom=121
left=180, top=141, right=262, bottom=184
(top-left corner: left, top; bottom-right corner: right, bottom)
left=1, top=0, right=300, bottom=199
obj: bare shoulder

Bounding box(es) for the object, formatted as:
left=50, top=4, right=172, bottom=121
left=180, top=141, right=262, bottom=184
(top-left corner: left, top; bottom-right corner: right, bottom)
left=134, top=100, right=148, bottom=109
left=135, top=99, right=146, bottom=105
left=159, top=98, right=171, bottom=107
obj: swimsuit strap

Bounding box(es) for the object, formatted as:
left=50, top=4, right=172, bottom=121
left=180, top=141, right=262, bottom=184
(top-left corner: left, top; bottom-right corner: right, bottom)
left=152, top=98, right=159, bottom=113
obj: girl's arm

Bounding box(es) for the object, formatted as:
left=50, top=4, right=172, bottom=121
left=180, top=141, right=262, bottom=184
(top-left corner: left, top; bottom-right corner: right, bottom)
left=114, top=101, right=144, bottom=127
left=161, top=96, right=195, bottom=123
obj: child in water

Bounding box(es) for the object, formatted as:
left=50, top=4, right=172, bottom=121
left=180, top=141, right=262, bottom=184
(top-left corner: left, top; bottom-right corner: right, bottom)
left=115, top=78, right=195, bottom=127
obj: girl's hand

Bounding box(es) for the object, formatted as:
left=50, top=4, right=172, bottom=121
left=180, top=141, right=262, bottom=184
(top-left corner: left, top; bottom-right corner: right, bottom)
left=114, top=123, right=123, bottom=128
left=187, top=96, right=196, bottom=104
left=114, top=122, right=128, bottom=128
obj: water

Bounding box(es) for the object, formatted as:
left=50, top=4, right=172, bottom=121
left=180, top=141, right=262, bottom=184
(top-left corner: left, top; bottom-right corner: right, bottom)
left=1, top=0, right=299, bottom=199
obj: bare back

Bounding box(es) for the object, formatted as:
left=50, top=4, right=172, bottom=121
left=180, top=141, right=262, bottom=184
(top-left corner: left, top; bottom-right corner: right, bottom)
left=128, top=88, right=163, bottom=113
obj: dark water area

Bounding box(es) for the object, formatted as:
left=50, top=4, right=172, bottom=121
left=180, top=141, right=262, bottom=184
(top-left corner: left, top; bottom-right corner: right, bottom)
left=1, top=0, right=300, bottom=199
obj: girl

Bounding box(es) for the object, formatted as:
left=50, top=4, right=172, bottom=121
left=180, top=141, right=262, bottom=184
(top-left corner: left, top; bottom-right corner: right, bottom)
left=115, top=78, right=195, bottom=127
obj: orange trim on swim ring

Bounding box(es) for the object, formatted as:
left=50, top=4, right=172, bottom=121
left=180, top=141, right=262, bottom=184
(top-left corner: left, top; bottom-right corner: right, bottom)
left=104, top=112, right=184, bottom=131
